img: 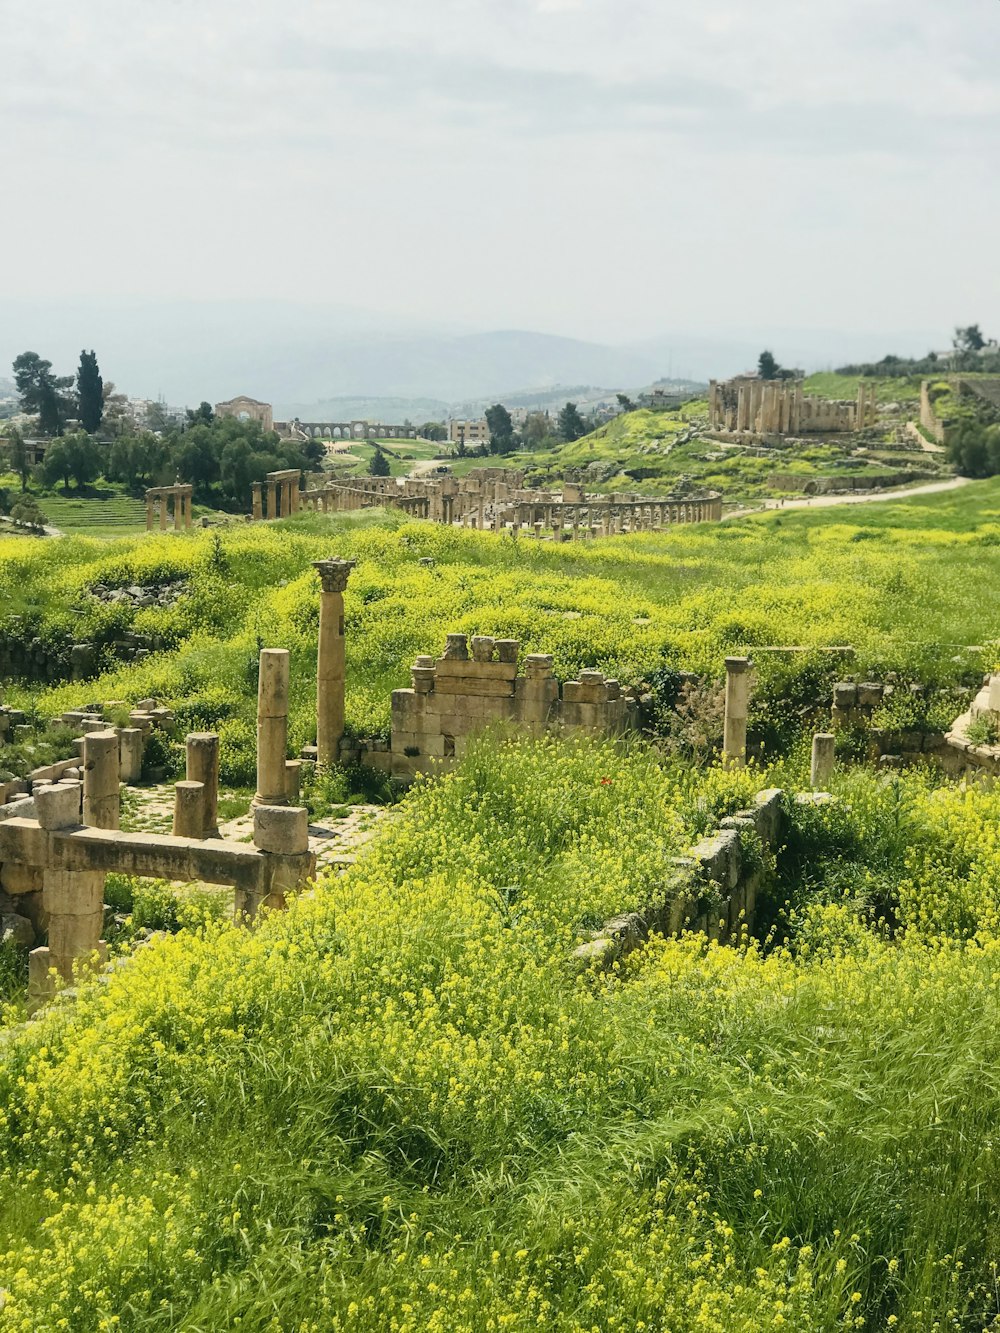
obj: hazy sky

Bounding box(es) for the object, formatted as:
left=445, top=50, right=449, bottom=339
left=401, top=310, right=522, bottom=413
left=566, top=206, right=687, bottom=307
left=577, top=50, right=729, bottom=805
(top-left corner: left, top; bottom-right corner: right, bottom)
left=3, top=0, right=1000, bottom=343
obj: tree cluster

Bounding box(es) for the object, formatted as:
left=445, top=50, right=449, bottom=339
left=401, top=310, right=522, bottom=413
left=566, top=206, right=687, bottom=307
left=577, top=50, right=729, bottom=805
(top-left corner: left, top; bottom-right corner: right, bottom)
left=837, top=325, right=999, bottom=377
left=13, top=350, right=106, bottom=437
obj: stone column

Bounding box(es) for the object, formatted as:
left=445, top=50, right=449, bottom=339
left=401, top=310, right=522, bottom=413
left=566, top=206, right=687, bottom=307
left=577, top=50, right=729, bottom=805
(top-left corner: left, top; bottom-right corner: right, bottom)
left=252, top=484, right=263, bottom=521
left=119, top=728, right=144, bottom=784
left=313, top=558, right=356, bottom=768
left=28, top=781, right=106, bottom=1010
left=268, top=480, right=279, bottom=519
left=254, top=648, right=290, bottom=806
left=173, top=490, right=182, bottom=530
left=159, top=497, right=167, bottom=531
left=83, top=730, right=120, bottom=829
left=186, top=732, right=220, bottom=836
left=184, top=490, right=193, bottom=529
left=145, top=497, right=154, bottom=531
left=239, top=805, right=314, bottom=920
left=811, top=733, right=835, bottom=789
left=173, top=780, right=206, bottom=838
left=723, top=657, right=751, bottom=768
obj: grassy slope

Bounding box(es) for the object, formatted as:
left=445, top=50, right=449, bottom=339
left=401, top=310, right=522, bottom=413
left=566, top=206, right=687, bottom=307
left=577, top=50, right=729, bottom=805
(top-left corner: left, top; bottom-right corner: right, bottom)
left=3, top=743, right=1000, bottom=1328
left=1, top=480, right=999, bottom=781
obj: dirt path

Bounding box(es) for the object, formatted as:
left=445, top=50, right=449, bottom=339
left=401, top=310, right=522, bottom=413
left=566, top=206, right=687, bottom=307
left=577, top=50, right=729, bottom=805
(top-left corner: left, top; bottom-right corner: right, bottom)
left=724, top=475, right=971, bottom=520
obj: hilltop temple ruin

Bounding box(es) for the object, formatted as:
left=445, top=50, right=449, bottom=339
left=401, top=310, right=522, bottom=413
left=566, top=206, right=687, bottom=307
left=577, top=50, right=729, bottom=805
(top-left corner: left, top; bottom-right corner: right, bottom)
left=707, top=378, right=877, bottom=438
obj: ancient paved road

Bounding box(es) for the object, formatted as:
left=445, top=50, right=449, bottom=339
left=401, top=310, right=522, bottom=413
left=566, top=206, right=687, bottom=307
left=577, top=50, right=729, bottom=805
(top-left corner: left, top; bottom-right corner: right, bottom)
left=723, top=475, right=972, bottom=521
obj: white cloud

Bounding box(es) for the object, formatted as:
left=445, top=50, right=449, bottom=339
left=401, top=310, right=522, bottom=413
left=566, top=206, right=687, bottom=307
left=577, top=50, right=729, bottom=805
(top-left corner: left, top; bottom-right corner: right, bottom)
left=0, top=0, right=998, bottom=345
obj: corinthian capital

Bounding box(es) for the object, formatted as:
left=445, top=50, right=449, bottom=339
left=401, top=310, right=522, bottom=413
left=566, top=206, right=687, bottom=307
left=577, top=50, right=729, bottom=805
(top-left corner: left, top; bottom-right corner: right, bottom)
left=312, top=558, right=357, bottom=594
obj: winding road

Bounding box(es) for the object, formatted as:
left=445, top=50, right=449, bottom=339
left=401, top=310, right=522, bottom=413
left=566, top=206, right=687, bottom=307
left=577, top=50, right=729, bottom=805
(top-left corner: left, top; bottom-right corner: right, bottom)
left=723, top=475, right=971, bottom=521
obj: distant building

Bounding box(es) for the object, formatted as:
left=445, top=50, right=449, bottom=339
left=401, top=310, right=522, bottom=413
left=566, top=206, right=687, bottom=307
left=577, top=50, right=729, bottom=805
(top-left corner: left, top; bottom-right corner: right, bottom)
left=637, top=388, right=688, bottom=411
left=448, top=418, right=491, bottom=449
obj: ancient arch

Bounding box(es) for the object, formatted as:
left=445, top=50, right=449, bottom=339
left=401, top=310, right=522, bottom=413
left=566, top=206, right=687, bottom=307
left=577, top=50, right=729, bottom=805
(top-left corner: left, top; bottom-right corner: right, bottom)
left=214, top=396, right=274, bottom=432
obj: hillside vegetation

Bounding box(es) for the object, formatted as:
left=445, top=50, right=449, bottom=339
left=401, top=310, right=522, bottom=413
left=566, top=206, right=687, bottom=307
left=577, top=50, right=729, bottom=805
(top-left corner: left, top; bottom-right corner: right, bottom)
left=2, top=483, right=998, bottom=781
left=3, top=738, right=1000, bottom=1327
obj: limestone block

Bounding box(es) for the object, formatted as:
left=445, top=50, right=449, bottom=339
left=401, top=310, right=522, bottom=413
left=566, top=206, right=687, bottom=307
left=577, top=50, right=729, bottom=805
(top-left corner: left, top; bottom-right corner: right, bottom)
left=434, top=678, right=516, bottom=698
left=833, top=682, right=857, bottom=709
left=524, top=654, right=554, bottom=678
left=691, top=829, right=741, bottom=890
left=119, top=728, right=144, bottom=784
left=471, top=636, right=496, bottom=662
left=435, top=659, right=517, bottom=681
left=0, top=863, right=43, bottom=895
left=43, top=870, right=104, bottom=916
left=571, top=937, right=618, bottom=970
left=411, top=668, right=436, bottom=694
left=751, top=788, right=783, bottom=848
left=496, top=639, right=520, bottom=664
left=857, top=682, right=884, bottom=709
left=443, top=634, right=469, bottom=660
left=830, top=706, right=852, bottom=730
left=35, top=781, right=83, bottom=831
left=253, top=805, right=309, bottom=854
left=419, top=735, right=448, bottom=758
left=562, top=681, right=583, bottom=703
left=48, top=911, right=104, bottom=960
left=604, top=679, right=621, bottom=701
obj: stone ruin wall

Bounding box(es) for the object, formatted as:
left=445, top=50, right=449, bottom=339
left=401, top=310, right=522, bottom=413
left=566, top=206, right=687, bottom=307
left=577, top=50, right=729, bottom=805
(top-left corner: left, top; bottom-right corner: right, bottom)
left=708, top=377, right=877, bottom=438
left=335, top=632, right=640, bottom=783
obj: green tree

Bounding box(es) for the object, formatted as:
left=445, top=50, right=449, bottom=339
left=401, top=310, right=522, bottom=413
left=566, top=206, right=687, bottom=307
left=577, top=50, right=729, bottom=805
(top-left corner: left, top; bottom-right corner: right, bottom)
left=616, top=393, right=636, bottom=412
left=485, top=404, right=515, bottom=455
left=12, top=352, right=74, bottom=436
left=954, top=325, right=987, bottom=355
left=185, top=401, right=215, bottom=427
left=420, top=421, right=447, bottom=442
left=557, top=402, right=586, bottom=443
left=523, top=412, right=551, bottom=448
left=3, top=426, right=30, bottom=491
left=368, top=446, right=391, bottom=477
left=757, top=350, right=779, bottom=380
left=9, top=495, right=45, bottom=531
left=108, top=433, right=168, bottom=490
left=76, top=350, right=104, bottom=434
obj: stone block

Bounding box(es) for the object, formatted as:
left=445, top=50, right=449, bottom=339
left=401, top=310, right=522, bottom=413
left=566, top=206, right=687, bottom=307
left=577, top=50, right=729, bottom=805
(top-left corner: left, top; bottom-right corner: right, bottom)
left=524, top=654, right=554, bottom=678
left=0, top=863, right=43, bottom=896
left=857, top=682, right=884, bottom=708
left=434, top=659, right=518, bottom=681
left=43, top=870, right=104, bottom=916
left=752, top=788, right=784, bottom=848
left=496, top=639, right=520, bottom=664
left=253, top=805, right=309, bottom=854
left=690, top=829, right=740, bottom=889
left=35, top=781, right=83, bottom=831
left=443, top=634, right=469, bottom=660
left=434, top=677, right=516, bottom=698
left=471, top=636, right=496, bottom=662
left=48, top=911, right=103, bottom=960
left=833, top=682, right=857, bottom=709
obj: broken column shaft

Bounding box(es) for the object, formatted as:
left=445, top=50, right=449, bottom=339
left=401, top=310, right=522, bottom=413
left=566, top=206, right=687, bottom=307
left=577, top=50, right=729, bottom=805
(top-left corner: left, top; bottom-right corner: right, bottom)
left=723, top=657, right=751, bottom=768
left=255, top=649, right=290, bottom=806
left=313, top=558, right=357, bottom=768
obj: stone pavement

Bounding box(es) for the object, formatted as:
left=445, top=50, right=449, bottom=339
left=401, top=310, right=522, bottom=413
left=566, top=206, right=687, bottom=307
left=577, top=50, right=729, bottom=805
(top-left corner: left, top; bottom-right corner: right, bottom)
left=121, top=784, right=391, bottom=882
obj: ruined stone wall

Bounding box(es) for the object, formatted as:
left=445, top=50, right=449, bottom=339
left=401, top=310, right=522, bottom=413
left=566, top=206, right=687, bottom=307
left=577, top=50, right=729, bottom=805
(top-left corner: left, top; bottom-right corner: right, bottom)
left=709, top=377, right=875, bottom=437
left=384, top=633, right=639, bottom=782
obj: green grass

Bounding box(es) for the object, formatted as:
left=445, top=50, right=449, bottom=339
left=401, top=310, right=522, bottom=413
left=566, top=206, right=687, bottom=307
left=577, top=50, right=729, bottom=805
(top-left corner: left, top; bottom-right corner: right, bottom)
left=3, top=743, right=1000, bottom=1327
left=1, top=480, right=999, bottom=786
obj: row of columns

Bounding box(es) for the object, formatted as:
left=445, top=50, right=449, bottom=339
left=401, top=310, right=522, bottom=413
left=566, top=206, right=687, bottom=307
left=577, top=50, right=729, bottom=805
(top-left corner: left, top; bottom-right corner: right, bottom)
left=252, top=476, right=302, bottom=521
left=145, top=486, right=193, bottom=531
left=709, top=378, right=877, bottom=437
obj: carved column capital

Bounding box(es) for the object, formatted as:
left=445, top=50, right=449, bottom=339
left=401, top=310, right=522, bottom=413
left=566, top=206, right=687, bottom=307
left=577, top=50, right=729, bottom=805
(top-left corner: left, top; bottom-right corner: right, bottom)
left=312, top=558, right=357, bottom=594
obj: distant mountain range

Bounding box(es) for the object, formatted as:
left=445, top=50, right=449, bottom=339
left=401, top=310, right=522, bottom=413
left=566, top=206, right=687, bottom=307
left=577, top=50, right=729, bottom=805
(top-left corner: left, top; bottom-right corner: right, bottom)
left=0, top=298, right=946, bottom=420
